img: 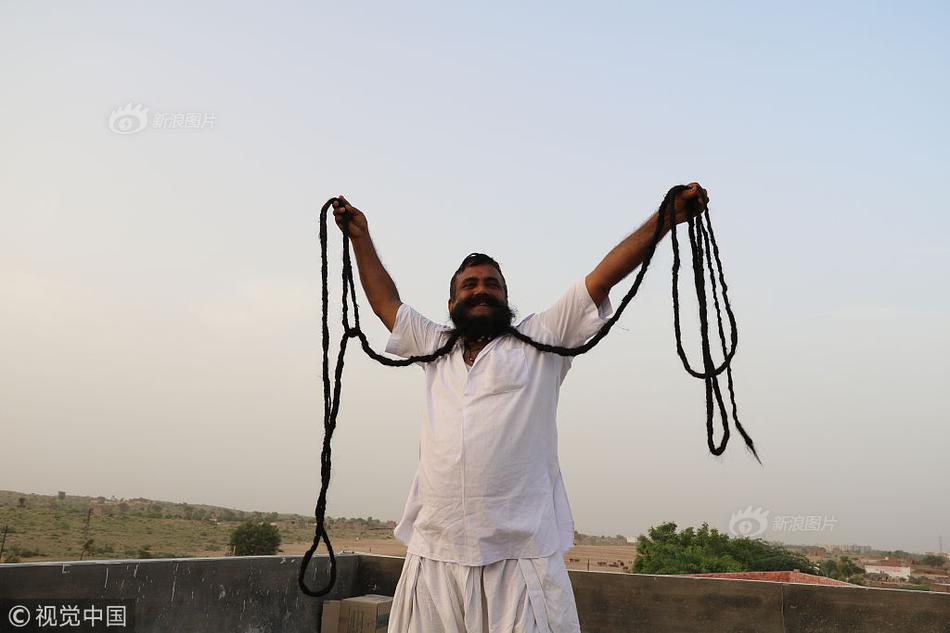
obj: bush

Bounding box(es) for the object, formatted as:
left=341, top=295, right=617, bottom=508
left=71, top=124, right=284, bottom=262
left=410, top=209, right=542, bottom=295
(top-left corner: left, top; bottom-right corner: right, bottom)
left=7, top=545, right=43, bottom=558
left=819, top=556, right=865, bottom=583
left=82, top=541, right=114, bottom=557
left=229, top=521, right=281, bottom=556
left=921, top=554, right=947, bottom=568
left=632, top=521, right=816, bottom=575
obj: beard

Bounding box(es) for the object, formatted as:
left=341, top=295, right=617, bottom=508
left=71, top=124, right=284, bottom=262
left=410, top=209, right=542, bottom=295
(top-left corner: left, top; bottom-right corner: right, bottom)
left=450, top=293, right=514, bottom=342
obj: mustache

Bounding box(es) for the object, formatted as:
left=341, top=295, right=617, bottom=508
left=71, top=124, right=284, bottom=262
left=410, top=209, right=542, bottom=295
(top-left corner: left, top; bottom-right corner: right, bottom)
left=455, top=293, right=507, bottom=312
left=450, top=293, right=514, bottom=341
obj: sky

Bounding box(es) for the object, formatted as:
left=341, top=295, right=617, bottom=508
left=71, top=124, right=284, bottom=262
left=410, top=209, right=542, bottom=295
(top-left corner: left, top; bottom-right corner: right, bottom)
left=1, top=1, right=948, bottom=554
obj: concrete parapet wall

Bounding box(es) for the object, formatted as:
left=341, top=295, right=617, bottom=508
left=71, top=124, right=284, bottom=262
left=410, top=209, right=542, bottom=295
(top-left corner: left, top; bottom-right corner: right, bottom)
left=2, top=554, right=949, bottom=632
left=351, top=554, right=950, bottom=632
left=0, top=555, right=357, bottom=633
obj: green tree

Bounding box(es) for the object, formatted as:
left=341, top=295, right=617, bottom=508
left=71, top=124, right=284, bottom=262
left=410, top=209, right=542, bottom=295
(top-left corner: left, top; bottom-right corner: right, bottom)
left=819, top=556, right=865, bottom=583
left=229, top=521, right=281, bottom=556
left=921, top=554, right=947, bottom=568
left=632, top=522, right=816, bottom=575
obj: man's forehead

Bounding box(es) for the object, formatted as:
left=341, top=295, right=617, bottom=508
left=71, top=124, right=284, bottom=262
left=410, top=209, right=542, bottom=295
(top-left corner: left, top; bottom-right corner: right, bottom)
left=458, top=265, right=503, bottom=282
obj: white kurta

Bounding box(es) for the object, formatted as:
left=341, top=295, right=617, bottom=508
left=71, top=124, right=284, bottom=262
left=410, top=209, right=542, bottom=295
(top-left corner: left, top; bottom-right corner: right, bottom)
left=385, top=279, right=613, bottom=566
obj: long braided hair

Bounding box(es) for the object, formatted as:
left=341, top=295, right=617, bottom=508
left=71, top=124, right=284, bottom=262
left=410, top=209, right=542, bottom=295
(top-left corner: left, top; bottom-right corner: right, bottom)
left=298, top=185, right=759, bottom=597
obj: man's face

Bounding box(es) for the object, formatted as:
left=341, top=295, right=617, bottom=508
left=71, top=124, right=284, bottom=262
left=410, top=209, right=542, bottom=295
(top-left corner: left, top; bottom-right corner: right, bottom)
left=448, top=264, right=512, bottom=340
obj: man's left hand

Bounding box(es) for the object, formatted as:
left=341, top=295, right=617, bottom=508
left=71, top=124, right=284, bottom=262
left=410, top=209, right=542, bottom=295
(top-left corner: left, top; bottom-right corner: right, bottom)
left=672, top=182, right=709, bottom=225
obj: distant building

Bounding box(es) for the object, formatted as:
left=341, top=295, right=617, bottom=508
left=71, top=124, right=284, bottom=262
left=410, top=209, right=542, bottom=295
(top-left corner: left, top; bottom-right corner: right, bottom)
left=864, top=564, right=912, bottom=581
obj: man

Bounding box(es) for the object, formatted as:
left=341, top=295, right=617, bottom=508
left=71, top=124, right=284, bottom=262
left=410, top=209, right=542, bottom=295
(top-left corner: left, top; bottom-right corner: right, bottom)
left=332, top=184, right=708, bottom=633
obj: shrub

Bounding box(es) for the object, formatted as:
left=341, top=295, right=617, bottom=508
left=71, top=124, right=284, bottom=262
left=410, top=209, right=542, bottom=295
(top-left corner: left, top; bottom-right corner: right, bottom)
left=632, top=522, right=816, bottom=575
left=229, top=521, right=281, bottom=556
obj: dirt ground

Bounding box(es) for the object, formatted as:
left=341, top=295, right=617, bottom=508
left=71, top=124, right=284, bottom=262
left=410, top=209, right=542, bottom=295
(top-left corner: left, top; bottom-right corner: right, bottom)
left=280, top=539, right=637, bottom=573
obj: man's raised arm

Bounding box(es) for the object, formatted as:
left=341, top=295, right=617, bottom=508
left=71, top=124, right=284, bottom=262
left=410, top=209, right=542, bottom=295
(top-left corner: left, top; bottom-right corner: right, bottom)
left=585, top=182, right=709, bottom=306
left=332, top=195, right=402, bottom=332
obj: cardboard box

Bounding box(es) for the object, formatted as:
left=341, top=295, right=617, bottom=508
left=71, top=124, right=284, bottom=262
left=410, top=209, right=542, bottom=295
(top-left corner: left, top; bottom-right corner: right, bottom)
left=322, top=595, right=393, bottom=633
left=321, top=600, right=342, bottom=633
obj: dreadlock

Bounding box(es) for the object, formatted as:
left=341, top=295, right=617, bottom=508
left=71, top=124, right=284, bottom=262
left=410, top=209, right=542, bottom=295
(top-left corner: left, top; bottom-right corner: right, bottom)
left=298, top=185, right=759, bottom=597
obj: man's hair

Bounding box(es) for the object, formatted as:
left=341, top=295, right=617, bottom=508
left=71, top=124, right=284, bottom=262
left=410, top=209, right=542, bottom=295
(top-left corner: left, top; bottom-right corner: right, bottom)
left=449, top=253, right=507, bottom=300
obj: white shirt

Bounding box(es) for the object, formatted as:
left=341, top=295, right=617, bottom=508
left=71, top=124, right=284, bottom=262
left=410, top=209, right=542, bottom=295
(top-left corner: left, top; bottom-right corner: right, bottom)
left=385, top=279, right=613, bottom=565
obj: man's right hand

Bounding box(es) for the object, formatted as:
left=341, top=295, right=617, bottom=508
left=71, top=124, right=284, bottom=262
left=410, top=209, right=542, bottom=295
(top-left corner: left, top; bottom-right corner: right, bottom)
left=331, top=194, right=401, bottom=331
left=332, top=195, right=369, bottom=240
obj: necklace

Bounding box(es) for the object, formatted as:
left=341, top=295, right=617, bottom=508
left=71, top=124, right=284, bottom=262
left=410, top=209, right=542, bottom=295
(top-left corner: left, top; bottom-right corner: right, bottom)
left=464, top=336, right=493, bottom=364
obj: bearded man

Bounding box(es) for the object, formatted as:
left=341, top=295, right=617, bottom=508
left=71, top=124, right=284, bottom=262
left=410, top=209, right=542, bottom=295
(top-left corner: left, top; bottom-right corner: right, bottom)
left=332, top=184, right=708, bottom=633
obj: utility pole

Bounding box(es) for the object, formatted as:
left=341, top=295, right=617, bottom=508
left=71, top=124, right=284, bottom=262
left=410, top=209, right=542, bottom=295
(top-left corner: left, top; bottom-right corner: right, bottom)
left=0, top=524, right=8, bottom=560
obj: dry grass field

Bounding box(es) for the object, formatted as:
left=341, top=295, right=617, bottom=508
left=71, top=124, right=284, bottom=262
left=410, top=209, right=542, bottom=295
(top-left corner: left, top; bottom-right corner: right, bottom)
left=1, top=490, right=637, bottom=573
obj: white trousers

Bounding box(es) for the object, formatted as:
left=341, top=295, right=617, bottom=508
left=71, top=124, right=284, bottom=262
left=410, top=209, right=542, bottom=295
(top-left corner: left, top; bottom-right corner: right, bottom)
left=387, top=552, right=581, bottom=633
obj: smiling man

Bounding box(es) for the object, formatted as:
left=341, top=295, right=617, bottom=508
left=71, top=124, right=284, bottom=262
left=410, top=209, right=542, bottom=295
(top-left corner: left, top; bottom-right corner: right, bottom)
left=332, top=185, right=707, bottom=633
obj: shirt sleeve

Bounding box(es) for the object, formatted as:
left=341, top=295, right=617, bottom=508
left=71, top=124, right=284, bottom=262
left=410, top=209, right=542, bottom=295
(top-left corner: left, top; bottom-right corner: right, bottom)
left=532, top=278, right=614, bottom=348
left=384, top=303, right=452, bottom=361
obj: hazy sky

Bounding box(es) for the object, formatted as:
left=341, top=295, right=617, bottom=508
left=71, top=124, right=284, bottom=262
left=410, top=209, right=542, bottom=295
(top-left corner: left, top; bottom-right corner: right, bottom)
left=2, top=1, right=947, bottom=554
